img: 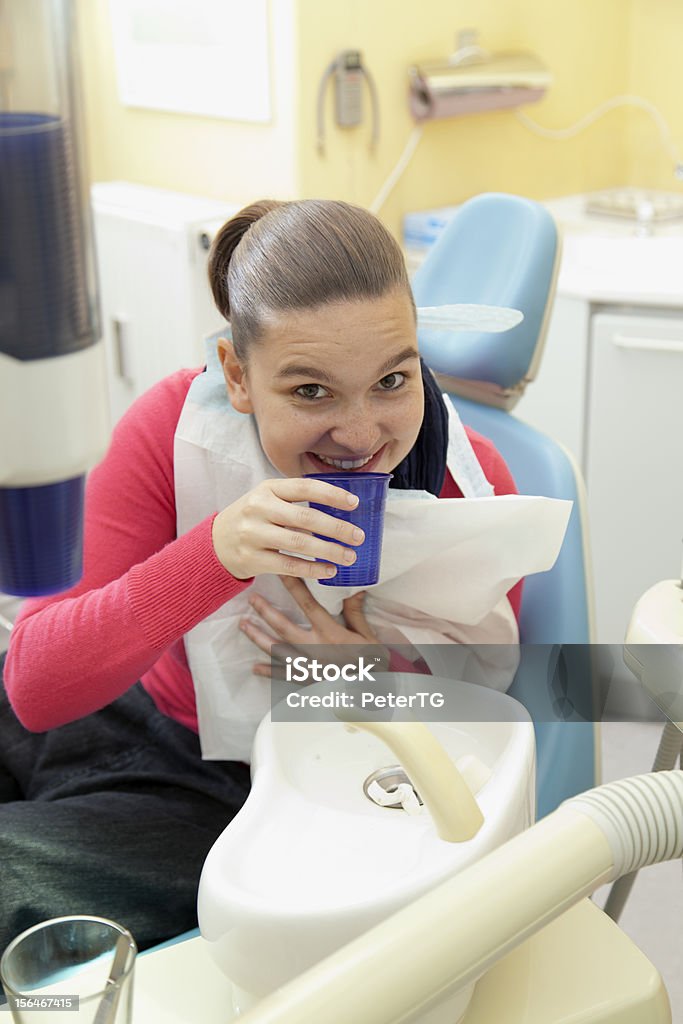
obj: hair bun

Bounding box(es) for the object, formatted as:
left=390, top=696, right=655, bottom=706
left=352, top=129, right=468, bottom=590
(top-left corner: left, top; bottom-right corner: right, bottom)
left=208, top=199, right=282, bottom=318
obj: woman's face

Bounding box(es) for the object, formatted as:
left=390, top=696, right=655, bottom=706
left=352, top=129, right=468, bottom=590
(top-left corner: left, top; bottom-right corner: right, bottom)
left=217, top=290, right=424, bottom=479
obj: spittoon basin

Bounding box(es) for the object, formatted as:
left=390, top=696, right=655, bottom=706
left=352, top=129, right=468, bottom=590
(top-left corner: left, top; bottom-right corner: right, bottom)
left=198, top=677, right=535, bottom=1021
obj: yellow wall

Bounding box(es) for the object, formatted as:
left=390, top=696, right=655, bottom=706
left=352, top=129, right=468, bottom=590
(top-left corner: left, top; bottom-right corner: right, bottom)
left=296, top=0, right=630, bottom=236
left=76, top=0, right=299, bottom=204
left=626, top=0, right=683, bottom=187
left=75, top=0, right=683, bottom=241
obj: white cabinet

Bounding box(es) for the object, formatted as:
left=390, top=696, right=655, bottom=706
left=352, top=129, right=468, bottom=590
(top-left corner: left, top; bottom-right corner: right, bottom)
left=519, top=301, right=683, bottom=643
left=515, top=294, right=590, bottom=464
left=91, top=183, right=238, bottom=427
left=586, top=310, right=683, bottom=642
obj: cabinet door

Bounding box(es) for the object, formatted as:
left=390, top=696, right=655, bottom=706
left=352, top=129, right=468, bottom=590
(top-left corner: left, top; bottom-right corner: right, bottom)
left=514, top=294, right=590, bottom=468
left=587, top=311, right=683, bottom=642
left=93, top=212, right=139, bottom=426
left=92, top=208, right=227, bottom=429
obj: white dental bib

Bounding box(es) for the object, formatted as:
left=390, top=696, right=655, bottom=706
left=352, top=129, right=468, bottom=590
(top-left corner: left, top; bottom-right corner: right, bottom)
left=174, top=344, right=571, bottom=760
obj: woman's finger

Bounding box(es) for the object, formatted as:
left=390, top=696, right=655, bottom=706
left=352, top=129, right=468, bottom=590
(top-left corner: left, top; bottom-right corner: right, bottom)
left=269, top=477, right=361, bottom=515
left=247, top=593, right=312, bottom=645
left=239, top=617, right=281, bottom=657
left=342, top=592, right=378, bottom=641
left=259, top=522, right=359, bottom=571
left=242, top=610, right=301, bottom=659
left=278, top=576, right=340, bottom=630
left=253, top=660, right=293, bottom=682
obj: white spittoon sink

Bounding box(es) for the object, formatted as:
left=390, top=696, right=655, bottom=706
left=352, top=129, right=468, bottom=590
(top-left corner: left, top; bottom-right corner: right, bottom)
left=198, top=677, right=535, bottom=1023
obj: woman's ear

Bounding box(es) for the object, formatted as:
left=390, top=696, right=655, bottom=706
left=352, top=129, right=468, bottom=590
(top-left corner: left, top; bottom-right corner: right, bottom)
left=216, top=337, right=253, bottom=413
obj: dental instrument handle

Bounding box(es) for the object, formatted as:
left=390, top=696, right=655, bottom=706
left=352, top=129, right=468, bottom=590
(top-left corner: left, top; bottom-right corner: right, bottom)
left=234, top=771, right=683, bottom=1024
left=345, top=719, right=484, bottom=842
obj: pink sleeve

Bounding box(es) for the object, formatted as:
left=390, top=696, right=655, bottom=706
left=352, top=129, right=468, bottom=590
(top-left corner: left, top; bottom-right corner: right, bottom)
left=4, top=369, right=252, bottom=731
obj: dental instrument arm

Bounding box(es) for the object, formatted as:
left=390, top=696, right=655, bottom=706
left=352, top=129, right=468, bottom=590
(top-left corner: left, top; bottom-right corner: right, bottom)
left=233, top=771, right=683, bottom=1024
left=602, top=575, right=683, bottom=922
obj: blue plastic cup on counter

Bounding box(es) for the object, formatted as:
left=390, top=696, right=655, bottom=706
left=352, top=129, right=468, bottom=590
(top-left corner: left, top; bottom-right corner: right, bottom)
left=305, top=472, right=392, bottom=586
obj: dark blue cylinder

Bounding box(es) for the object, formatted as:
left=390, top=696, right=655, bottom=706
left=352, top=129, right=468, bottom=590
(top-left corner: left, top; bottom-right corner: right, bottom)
left=0, top=112, right=98, bottom=360
left=0, top=477, right=85, bottom=596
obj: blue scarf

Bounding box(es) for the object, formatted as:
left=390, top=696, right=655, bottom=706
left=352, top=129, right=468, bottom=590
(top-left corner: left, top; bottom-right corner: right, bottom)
left=389, top=359, right=448, bottom=497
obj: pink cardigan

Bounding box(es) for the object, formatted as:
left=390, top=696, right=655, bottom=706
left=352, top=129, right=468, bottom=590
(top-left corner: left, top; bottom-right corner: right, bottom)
left=5, top=369, right=521, bottom=734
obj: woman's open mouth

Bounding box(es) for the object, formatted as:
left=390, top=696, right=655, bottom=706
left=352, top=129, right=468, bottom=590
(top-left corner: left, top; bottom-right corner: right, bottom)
left=305, top=445, right=386, bottom=473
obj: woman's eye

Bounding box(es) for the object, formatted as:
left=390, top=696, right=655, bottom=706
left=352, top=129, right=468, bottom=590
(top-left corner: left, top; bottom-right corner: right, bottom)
left=377, top=372, right=405, bottom=391
left=295, top=383, right=328, bottom=400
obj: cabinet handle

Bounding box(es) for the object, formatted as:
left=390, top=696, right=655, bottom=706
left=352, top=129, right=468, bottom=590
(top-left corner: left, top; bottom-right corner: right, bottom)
left=112, top=317, right=132, bottom=382
left=612, top=333, right=683, bottom=354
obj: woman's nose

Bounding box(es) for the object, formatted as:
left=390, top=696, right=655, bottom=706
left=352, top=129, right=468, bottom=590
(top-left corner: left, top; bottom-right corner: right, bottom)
left=327, top=413, right=382, bottom=455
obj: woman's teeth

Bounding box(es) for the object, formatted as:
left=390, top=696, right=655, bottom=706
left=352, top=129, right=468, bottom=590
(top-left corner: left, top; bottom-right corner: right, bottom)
left=315, top=453, right=374, bottom=470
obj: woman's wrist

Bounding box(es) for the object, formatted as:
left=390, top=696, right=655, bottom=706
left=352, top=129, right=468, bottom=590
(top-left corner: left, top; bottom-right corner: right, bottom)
left=211, top=508, right=250, bottom=579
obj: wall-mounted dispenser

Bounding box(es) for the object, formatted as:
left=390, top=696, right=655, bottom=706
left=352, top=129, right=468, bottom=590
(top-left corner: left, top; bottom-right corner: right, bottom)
left=316, top=49, right=379, bottom=154
left=409, top=29, right=551, bottom=122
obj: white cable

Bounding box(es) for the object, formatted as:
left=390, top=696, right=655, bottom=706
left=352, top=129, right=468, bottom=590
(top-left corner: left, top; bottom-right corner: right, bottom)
left=515, top=94, right=683, bottom=174
left=371, top=94, right=681, bottom=218
left=363, top=65, right=381, bottom=152
left=315, top=59, right=337, bottom=155
left=369, top=125, right=424, bottom=215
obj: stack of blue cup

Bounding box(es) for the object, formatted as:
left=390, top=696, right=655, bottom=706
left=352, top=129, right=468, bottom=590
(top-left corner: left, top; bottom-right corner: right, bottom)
left=0, top=112, right=96, bottom=595
left=0, top=112, right=95, bottom=359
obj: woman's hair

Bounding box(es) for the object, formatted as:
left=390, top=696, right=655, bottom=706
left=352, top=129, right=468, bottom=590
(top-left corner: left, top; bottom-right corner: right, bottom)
left=208, top=198, right=414, bottom=360
left=208, top=198, right=447, bottom=495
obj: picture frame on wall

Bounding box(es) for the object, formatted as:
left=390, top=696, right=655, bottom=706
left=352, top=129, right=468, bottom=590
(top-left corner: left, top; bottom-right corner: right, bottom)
left=109, top=0, right=272, bottom=123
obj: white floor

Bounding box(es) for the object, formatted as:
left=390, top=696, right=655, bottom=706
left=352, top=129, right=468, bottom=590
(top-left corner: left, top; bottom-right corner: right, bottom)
left=594, top=720, right=683, bottom=1023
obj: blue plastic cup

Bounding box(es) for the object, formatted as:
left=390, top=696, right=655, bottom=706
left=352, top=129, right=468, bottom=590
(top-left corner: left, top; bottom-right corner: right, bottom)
left=305, top=472, right=392, bottom=586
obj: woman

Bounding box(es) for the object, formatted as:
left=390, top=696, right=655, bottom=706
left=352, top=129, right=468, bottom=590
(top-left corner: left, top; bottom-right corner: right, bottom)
left=1, top=199, right=521, bottom=954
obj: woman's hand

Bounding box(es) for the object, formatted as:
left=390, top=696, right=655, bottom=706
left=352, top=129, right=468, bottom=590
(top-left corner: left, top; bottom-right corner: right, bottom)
left=211, top=478, right=366, bottom=581
left=239, top=576, right=390, bottom=677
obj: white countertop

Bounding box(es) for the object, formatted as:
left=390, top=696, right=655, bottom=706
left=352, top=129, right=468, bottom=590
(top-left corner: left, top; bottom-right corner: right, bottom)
left=543, top=193, right=683, bottom=307
left=405, top=191, right=683, bottom=309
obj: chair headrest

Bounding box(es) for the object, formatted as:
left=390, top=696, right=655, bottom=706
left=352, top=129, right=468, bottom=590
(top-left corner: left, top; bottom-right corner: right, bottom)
left=411, top=193, right=560, bottom=411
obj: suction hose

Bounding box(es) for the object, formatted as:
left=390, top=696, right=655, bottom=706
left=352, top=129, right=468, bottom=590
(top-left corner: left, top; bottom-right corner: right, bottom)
left=234, top=771, right=683, bottom=1024
left=603, top=722, right=683, bottom=921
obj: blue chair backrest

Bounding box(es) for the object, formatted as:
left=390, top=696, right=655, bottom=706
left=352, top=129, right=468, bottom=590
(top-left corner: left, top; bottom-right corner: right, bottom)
left=414, top=192, right=559, bottom=408
left=412, top=193, right=597, bottom=818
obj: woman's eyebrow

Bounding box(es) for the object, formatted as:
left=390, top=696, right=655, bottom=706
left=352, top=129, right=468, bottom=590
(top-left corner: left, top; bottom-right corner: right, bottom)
left=275, top=346, right=419, bottom=385
left=376, top=346, right=420, bottom=378
left=275, top=363, right=334, bottom=384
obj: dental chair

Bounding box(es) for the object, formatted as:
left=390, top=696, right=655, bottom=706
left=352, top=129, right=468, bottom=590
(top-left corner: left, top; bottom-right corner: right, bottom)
left=137, top=203, right=674, bottom=1022
left=412, top=192, right=598, bottom=818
